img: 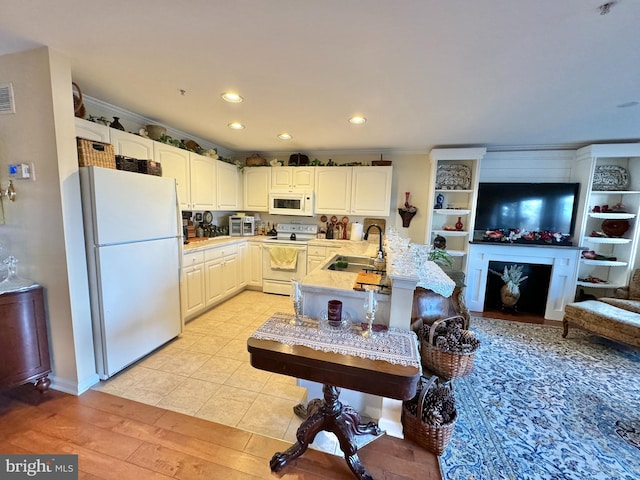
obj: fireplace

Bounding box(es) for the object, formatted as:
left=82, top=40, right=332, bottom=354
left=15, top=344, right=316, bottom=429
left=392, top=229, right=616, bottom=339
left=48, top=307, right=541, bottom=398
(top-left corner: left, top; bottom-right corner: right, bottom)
left=484, top=261, right=552, bottom=316
left=466, top=243, right=581, bottom=320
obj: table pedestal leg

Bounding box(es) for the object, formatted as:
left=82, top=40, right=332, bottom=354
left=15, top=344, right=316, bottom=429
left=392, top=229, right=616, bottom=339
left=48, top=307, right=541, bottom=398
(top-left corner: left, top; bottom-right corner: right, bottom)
left=270, top=384, right=382, bottom=480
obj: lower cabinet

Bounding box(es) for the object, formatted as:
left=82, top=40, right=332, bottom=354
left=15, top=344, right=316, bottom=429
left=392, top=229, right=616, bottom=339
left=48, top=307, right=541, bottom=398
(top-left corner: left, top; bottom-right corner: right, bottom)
left=307, top=244, right=343, bottom=273
left=182, top=241, right=244, bottom=321
left=181, top=251, right=205, bottom=320
left=0, top=287, right=51, bottom=392
left=237, top=242, right=248, bottom=289
left=247, top=242, right=263, bottom=288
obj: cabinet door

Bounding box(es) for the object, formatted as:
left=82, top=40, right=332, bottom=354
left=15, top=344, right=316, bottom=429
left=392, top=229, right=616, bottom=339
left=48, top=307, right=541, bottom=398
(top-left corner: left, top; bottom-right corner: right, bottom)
left=217, top=160, right=240, bottom=210
left=75, top=118, right=110, bottom=142
left=314, top=167, right=352, bottom=215
left=222, top=255, right=238, bottom=296
left=307, top=256, right=324, bottom=273
left=271, top=167, right=293, bottom=190
left=190, top=153, right=216, bottom=210
left=237, top=243, right=248, bottom=289
left=110, top=129, right=154, bottom=159
left=155, top=143, right=191, bottom=209
left=244, top=168, right=271, bottom=211
left=351, top=166, right=392, bottom=216
left=182, top=264, right=205, bottom=319
left=248, top=243, right=263, bottom=287
left=292, top=167, right=315, bottom=189
left=0, top=288, right=51, bottom=389
left=204, top=259, right=224, bottom=306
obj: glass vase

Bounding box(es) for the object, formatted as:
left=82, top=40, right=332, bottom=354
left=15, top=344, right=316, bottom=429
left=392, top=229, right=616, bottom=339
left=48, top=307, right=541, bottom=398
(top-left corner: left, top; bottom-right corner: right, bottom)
left=290, top=279, right=303, bottom=326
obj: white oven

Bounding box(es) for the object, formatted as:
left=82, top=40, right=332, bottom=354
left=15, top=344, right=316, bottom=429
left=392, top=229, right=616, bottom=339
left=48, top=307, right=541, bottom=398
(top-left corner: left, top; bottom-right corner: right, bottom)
left=262, top=223, right=318, bottom=295
left=268, top=190, right=314, bottom=216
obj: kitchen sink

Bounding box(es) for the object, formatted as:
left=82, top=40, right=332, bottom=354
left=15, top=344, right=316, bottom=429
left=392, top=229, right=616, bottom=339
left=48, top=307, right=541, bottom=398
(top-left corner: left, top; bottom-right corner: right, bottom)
left=323, top=254, right=376, bottom=273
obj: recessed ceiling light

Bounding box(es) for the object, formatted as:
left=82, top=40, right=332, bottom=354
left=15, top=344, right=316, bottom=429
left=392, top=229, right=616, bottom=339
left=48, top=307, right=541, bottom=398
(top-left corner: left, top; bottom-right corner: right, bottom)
left=278, top=133, right=292, bottom=140
left=228, top=122, right=245, bottom=130
left=221, top=92, right=243, bottom=103
left=349, top=115, right=367, bottom=125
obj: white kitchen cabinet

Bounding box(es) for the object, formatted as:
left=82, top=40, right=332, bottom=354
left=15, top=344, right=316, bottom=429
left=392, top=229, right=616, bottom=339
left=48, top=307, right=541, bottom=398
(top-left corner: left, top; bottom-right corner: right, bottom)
left=314, top=167, right=353, bottom=215
left=572, top=144, right=640, bottom=298
left=154, top=142, right=191, bottom=209
left=314, top=166, right=391, bottom=216
left=425, top=148, right=486, bottom=273
left=190, top=153, right=216, bottom=211
left=350, top=166, right=392, bottom=216
left=74, top=118, right=110, bottom=142
left=306, top=243, right=343, bottom=273
left=216, top=160, right=241, bottom=210
left=204, top=243, right=239, bottom=307
left=181, top=251, right=205, bottom=321
left=110, top=129, right=154, bottom=159
left=271, top=166, right=315, bottom=191
left=247, top=242, right=263, bottom=288
left=237, top=241, right=248, bottom=289
left=243, top=167, right=271, bottom=211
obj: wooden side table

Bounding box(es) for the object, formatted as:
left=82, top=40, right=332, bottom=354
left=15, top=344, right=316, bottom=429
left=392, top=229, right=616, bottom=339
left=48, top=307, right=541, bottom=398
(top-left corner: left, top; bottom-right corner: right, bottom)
left=248, top=330, right=420, bottom=480
left=0, top=286, right=51, bottom=393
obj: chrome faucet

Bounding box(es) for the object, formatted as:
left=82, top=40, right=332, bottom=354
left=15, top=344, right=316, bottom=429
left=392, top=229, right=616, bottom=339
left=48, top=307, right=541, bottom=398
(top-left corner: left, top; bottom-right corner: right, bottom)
left=364, top=224, right=384, bottom=257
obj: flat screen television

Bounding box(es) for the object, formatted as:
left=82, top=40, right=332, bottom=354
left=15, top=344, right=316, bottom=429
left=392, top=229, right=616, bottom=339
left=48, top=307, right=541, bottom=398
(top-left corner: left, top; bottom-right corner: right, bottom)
left=474, top=182, right=580, bottom=244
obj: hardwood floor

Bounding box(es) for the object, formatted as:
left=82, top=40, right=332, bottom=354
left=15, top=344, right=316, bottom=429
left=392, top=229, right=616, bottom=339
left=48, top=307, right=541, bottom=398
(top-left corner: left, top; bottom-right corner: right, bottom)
left=0, top=384, right=442, bottom=480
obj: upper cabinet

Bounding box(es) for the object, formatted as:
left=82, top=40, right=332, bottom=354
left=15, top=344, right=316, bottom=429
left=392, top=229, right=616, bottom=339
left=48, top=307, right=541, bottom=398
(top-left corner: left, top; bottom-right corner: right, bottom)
left=244, top=167, right=271, bottom=212
left=75, top=118, right=110, bottom=142
left=216, top=160, right=241, bottom=211
left=109, top=129, right=154, bottom=159
left=154, top=142, right=191, bottom=210
left=425, top=148, right=486, bottom=273
left=351, top=166, right=392, bottom=216
left=314, top=167, right=353, bottom=215
left=190, top=153, right=216, bottom=211
left=314, top=166, right=393, bottom=216
left=271, top=166, right=315, bottom=191
left=572, top=144, right=640, bottom=296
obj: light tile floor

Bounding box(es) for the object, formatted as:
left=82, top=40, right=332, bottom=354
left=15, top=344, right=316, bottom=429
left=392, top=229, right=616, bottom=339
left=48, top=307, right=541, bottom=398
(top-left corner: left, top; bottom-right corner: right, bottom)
left=92, top=290, right=353, bottom=454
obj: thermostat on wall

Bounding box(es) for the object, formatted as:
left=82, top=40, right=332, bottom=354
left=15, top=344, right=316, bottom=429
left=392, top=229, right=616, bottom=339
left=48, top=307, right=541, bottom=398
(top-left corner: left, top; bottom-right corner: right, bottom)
left=8, top=163, right=33, bottom=179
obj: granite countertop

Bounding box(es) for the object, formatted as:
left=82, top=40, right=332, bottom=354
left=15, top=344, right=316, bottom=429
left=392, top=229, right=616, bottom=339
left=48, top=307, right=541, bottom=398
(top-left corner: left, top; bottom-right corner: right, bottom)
left=183, top=236, right=244, bottom=252
left=302, top=242, right=381, bottom=299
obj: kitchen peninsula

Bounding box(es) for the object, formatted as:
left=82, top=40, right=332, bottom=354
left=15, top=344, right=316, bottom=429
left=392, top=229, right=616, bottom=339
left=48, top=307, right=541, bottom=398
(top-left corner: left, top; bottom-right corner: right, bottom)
left=298, top=233, right=455, bottom=434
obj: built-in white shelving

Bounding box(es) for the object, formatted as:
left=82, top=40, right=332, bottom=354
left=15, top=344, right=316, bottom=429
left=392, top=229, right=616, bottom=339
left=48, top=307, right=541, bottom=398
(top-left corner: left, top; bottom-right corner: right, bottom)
left=572, top=144, right=640, bottom=298
left=426, top=148, right=487, bottom=274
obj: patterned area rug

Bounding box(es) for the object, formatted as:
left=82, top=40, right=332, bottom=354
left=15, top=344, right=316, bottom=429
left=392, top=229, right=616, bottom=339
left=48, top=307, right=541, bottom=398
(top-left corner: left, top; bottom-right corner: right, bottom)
left=439, top=317, right=640, bottom=480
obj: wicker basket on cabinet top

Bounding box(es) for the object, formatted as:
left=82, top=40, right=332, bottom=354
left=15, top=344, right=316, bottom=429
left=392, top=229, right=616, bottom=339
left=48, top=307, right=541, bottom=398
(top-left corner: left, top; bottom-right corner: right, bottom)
left=76, top=138, right=116, bottom=169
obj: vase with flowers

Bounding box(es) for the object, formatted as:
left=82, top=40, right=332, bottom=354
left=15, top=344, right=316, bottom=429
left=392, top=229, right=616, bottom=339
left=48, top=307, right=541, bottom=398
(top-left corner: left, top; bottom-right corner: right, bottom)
left=399, top=191, right=418, bottom=227
left=490, top=264, right=528, bottom=311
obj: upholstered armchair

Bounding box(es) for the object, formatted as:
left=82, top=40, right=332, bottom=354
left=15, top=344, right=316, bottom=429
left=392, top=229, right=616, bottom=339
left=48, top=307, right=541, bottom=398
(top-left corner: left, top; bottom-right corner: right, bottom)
left=600, top=269, right=640, bottom=314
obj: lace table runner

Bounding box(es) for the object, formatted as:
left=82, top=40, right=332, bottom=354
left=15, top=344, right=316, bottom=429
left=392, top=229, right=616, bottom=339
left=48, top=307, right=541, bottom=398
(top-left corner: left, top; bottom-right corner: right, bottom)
left=250, top=312, right=421, bottom=369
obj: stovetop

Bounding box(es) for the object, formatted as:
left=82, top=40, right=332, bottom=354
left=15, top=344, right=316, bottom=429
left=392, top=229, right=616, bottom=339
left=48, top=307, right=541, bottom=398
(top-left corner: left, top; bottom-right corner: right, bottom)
left=266, top=223, right=318, bottom=243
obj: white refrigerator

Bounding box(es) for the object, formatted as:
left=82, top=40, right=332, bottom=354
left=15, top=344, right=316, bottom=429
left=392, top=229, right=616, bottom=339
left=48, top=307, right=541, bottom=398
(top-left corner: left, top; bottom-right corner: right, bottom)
left=80, top=166, right=182, bottom=379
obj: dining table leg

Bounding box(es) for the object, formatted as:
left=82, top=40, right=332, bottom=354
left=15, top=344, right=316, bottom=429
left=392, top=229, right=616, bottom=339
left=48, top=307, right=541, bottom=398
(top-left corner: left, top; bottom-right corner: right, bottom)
left=269, top=383, right=382, bottom=480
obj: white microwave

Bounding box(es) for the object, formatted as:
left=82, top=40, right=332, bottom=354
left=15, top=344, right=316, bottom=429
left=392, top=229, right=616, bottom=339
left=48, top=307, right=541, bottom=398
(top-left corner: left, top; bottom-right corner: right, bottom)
left=268, top=190, right=314, bottom=216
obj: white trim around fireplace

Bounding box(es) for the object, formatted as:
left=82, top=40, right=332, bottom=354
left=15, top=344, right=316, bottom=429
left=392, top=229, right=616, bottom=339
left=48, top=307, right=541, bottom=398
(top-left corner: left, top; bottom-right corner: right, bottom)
left=466, top=243, right=582, bottom=320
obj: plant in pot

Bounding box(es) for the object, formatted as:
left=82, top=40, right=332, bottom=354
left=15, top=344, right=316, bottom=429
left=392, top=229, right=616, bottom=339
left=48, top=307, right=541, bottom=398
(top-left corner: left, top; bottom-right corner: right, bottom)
left=490, top=264, right=528, bottom=309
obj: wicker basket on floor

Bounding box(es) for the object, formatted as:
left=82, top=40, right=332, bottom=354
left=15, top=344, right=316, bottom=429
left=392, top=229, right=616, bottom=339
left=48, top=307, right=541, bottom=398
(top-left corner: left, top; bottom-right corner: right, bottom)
left=402, top=376, right=457, bottom=455
left=421, top=316, right=477, bottom=381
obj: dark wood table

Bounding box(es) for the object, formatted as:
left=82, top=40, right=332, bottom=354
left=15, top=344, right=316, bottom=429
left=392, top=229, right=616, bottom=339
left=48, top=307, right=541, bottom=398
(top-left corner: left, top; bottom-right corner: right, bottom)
left=247, top=332, right=421, bottom=480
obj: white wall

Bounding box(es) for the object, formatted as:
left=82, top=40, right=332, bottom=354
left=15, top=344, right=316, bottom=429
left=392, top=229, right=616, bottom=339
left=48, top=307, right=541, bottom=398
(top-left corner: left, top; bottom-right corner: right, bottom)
left=480, top=150, right=576, bottom=182
left=0, top=47, right=98, bottom=394
left=238, top=150, right=432, bottom=243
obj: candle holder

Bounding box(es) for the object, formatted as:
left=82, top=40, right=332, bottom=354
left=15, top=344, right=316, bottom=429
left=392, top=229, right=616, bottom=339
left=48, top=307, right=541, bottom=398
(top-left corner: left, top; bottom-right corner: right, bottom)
left=290, top=279, right=303, bottom=326
left=361, top=286, right=378, bottom=338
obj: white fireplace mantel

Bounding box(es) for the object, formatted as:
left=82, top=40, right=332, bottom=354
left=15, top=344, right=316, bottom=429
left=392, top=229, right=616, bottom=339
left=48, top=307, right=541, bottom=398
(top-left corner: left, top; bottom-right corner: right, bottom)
left=466, top=243, right=582, bottom=320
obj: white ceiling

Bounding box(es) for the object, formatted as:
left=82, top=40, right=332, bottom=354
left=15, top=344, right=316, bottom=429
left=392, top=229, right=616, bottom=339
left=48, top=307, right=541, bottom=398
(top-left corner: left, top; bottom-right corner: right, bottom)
left=1, top=0, right=639, bottom=153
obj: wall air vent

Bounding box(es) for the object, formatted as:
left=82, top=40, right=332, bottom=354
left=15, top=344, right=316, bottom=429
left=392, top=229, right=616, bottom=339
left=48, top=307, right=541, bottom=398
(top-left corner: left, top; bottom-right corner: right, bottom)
left=0, top=83, right=16, bottom=114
